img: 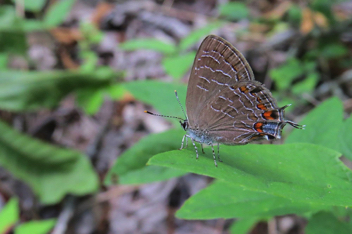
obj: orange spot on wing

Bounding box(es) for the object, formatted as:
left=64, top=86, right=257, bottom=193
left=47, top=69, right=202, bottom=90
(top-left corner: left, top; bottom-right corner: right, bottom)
left=254, top=122, right=263, bottom=132
left=240, top=86, right=249, bottom=93
left=263, top=111, right=275, bottom=120
left=257, top=104, right=266, bottom=110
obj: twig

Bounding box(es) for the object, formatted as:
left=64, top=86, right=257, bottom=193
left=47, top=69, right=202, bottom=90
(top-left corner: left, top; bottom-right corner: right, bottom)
left=52, top=196, right=76, bottom=234
left=52, top=101, right=115, bottom=233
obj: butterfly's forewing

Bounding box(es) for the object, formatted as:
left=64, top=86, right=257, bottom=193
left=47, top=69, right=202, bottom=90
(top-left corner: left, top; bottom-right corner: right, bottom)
left=186, top=35, right=255, bottom=127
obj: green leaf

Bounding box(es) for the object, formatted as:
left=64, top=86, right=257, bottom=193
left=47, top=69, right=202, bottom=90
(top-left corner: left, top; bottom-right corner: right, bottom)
left=0, top=53, right=8, bottom=69
left=44, top=0, right=76, bottom=27
left=104, top=129, right=187, bottom=185
left=269, top=58, right=305, bottom=90
left=12, top=0, right=47, bottom=12
left=286, top=97, right=343, bottom=152
left=330, top=206, right=352, bottom=218
left=303, top=61, right=317, bottom=73
left=18, top=20, right=46, bottom=31
left=218, top=2, right=249, bottom=21
left=340, top=115, right=352, bottom=161
left=0, top=70, right=114, bottom=112
left=0, top=31, right=27, bottom=55
left=80, top=22, right=104, bottom=44
left=320, top=44, right=348, bottom=59
left=149, top=143, right=352, bottom=207
left=118, top=165, right=186, bottom=184
left=76, top=88, right=104, bottom=115
left=287, top=4, right=303, bottom=26
left=15, top=219, right=56, bottom=234
left=0, top=7, right=45, bottom=32
left=0, top=120, right=99, bottom=204
left=229, top=218, right=260, bottom=234
left=0, top=6, right=16, bottom=28
left=311, top=0, right=335, bottom=24
left=176, top=180, right=327, bottom=219
left=79, top=51, right=99, bottom=72
left=305, top=212, right=352, bottom=234
left=267, top=22, right=290, bottom=37
left=292, top=72, right=319, bottom=95
left=272, top=92, right=298, bottom=112
left=162, top=52, right=196, bottom=80
left=119, top=39, right=177, bottom=55
left=107, top=84, right=127, bottom=100
left=0, top=198, right=19, bottom=234
left=178, top=22, right=223, bottom=51
left=123, top=80, right=187, bottom=126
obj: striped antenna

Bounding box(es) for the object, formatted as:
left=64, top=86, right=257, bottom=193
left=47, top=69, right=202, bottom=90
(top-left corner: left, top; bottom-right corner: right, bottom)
left=174, top=90, right=187, bottom=120
left=144, top=111, right=184, bottom=121
left=144, top=90, right=187, bottom=121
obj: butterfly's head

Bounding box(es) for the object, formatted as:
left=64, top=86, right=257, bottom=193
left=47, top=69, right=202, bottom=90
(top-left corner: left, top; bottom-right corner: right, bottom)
left=180, top=119, right=188, bottom=131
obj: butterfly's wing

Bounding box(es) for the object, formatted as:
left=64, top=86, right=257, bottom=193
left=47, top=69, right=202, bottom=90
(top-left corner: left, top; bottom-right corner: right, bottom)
left=186, top=35, right=255, bottom=127
left=196, top=81, right=287, bottom=144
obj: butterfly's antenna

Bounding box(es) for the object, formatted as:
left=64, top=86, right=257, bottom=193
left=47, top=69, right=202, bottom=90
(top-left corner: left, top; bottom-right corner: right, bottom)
left=174, top=90, right=187, bottom=120
left=144, top=111, right=184, bottom=121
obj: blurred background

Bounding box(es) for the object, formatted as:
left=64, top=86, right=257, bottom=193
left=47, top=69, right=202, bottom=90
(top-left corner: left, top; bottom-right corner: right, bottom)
left=0, top=0, right=352, bottom=233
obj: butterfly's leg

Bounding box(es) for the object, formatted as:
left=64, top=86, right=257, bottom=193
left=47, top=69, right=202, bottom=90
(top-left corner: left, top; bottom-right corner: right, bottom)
left=180, top=135, right=187, bottom=150
left=190, top=138, right=199, bottom=159
left=210, top=143, right=218, bottom=167
left=201, top=144, right=205, bottom=154
left=217, top=143, right=222, bottom=162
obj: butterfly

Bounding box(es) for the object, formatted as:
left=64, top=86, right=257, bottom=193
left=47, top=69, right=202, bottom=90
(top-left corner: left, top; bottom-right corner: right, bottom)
left=146, top=35, right=304, bottom=166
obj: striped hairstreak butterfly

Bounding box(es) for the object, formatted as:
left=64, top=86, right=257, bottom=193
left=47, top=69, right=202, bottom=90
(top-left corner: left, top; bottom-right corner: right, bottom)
left=145, top=35, right=304, bottom=166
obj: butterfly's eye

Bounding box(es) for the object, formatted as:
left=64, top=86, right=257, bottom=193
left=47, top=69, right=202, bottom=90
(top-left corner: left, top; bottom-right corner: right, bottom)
left=180, top=120, right=188, bottom=131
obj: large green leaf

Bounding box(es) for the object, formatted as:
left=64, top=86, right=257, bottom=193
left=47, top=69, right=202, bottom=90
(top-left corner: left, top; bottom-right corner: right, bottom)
left=162, top=52, right=196, bottom=80
left=305, top=211, right=352, bottom=234
left=119, top=39, right=176, bottom=55
left=320, top=43, right=348, bottom=59
left=0, top=6, right=45, bottom=32
left=0, top=31, right=27, bottom=55
left=178, top=22, right=223, bottom=51
left=11, top=0, right=46, bottom=12
left=292, top=72, right=319, bottom=95
left=117, top=165, right=186, bottom=185
left=176, top=180, right=328, bottom=219
left=218, top=2, right=249, bottom=21
left=0, top=120, right=99, bottom=204
left=0, top=198, right=19, bottom=234
left=340, top=115, right=352, bottom=161
left=270, top=58, right=305, bottom=90
left=286, top=97, right=343, bottom=152
left=149, top=143, right=352, bottom=206
left=0, top=70, right=115, bottom=112
left=105, top=81, right=189, bottom=185
left=229, top=218, right=260, bottom=234
left=123, top=81, right=187, bottom=126
left=44, top=0, right=76, bottom=27
left=15, top=219, right=56, bottom=234
left=104, top=129, right=187, bottom=185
